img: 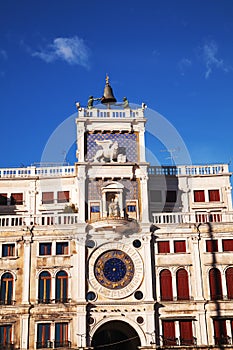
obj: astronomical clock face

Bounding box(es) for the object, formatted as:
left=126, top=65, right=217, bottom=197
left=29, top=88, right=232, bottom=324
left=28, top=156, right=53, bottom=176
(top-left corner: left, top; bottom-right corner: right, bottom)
left=94, top=250, right=134, bottom=290
left=88, top=243, right=144, bottom=299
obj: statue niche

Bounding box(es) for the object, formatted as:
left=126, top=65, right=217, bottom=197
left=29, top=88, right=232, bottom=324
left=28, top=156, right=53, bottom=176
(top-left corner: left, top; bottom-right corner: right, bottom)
left=102, top=183, right=125, bottom=219
left=108, top=197, right=120, bottom=217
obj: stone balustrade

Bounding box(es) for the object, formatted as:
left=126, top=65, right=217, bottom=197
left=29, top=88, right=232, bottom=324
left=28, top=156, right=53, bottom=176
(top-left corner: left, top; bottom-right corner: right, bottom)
left=152, top=211, right=233, bottom=225
left=0, top=213, right=79, bottom=228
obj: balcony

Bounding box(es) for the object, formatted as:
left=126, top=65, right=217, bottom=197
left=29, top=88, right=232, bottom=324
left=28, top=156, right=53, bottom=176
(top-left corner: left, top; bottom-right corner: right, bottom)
left=0, top=165, right=75, bottom=179
left=214, top=336, right=232, bottom=346
left=149, top=164, right=230, bottom=176
left=0, top=343, right=15, bottom=350
left=152, top=211, right=233, bottom=225
left=0, top=213, right=79, bottom=229
left=79, top=106, right=142, bottom=120
left=162, top=336, right=197, bottom=346
left=36, top=340, right=71, bottom=349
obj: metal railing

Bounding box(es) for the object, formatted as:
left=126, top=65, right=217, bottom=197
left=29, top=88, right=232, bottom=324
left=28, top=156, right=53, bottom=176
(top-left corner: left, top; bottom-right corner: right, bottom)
left=214, top=336, right=232, bottom=345
left=0, top=343, right=15, bottom=350
left=162, top=336, right=197, bottom=346
left=36, top=340, right=71, bottom=349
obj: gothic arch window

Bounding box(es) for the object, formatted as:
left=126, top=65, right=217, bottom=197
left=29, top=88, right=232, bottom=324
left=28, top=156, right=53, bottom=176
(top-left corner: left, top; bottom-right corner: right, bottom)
left=209, top=268, right=223, bottom=300
left=176, top=269, right=190, bottom=300
left=160, top=269, right=173, bottom=301
left=226, top=267, right=233, bottom=299
left=38, top=271, right=51, bottom=304
left=55, top=271, right=68, bottom=303
left=0, top=272, right=13, bottom=305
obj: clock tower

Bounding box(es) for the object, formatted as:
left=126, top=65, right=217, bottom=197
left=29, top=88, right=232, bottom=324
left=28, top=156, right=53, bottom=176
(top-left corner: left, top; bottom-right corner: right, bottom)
left=76, top=77, right=155, bottom=349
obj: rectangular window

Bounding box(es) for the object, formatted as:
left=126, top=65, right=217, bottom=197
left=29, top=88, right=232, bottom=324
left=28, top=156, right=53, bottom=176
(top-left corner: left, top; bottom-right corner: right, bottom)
left=174, top=240, right=186, bottom=253
left=166, top=191, right=177, bottom=203
left=10, top=193, right=23, bottom=205
left=55, top=323, right=69, bottom=348
left=39, top=243, right=52, bottom=256
left=158, top=241, right=170, bottom=253
left=222, top=239, right=233, bottom=252
left=179, top=320, right=194, bottom=345
left=0, top=325, right=12, bottom=346
left=162, top=320, right=176, bottom=346
left=127, top=205, right=136, bottom=212
left=213, top=319, right=227, bottom=345
left=57, top=191, right=69, bottom=203
left=42, top=192, right=54, bottom=204
left=150, top=190, right=162, bottom=202
left=56, top=242, right=69, bottom=255
left=206, top=239, right=218, bottom=252
left=2, top=244, right=15, bottom=257
left=209, top=189, right=220, bottom=202
left=194, top=190, right=205, bottom=202
left=91, top=206, right=100, bottom=213
left=0, top=194, right=7, bottom=206
left=37, top=323, right=51, bottom=349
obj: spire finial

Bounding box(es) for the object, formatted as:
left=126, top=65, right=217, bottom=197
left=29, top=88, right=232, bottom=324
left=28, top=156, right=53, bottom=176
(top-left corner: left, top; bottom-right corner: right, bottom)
left=105, top=74, right=109, bottom=85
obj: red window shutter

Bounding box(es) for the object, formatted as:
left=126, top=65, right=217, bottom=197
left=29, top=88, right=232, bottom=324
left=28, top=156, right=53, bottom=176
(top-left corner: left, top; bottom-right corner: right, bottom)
left=176, top=269, right=189, bottom=300
left=194, top=190, right=205, bottom=202
left=158, top=241, right=170, bottom=253
left=226, top=267, right=233, bottom=299
left=223, top=239, right=233, bottom=251
left=206, top=240, right=218, bottom=252
left=209, top=268, right=223, bottom=300
left=57, top=191, right=69, bottom=203
left=213, top=319, right=227, bottom=345
left=42, top=192, right=54, bottom=204
left=11, top=193, right=23, bottom=205
left=162, top=320, right=176, bottom=345
left=160, top=269, right=173, bottom=301
left=174, top=240, right=186, bottom=253
left=179, top=321, right=193, bottom=345
left=209, top=189, right=220, bottom=202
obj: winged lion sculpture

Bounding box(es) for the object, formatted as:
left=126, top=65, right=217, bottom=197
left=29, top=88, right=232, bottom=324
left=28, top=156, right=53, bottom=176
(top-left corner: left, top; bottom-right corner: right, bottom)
left=93, top=140, right=119, bottom=163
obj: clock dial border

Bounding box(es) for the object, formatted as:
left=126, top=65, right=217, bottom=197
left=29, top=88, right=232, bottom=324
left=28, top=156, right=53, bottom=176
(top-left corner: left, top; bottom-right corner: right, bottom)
left=88, top=242, right=144, bottom=299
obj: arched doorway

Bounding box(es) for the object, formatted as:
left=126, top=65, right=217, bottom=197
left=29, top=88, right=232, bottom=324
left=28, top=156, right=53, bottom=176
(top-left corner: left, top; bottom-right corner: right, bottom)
left=91, top=320, right=141, bottom=350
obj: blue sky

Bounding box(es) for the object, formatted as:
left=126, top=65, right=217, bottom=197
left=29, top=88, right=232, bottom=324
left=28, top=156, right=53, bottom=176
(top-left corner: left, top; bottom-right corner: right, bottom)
left=0, top=0, right=233, bottom=168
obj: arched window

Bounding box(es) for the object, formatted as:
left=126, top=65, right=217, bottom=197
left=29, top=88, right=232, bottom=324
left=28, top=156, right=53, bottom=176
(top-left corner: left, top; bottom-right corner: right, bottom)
left=38, top=271, right=51, bottom=304
left=226, top=267, right=233, bottom=299
left=209, top=268, right=223, bottom=300
left=160, top=269, right=173, bottom=301
left=0, top=272, right=13, bottom=305
left=55, top=271, right=68, bottom=303
left=176, top=269, right=189, bottom=300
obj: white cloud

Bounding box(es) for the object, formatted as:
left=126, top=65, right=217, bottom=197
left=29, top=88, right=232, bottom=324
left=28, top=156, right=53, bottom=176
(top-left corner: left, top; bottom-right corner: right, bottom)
left=0, top=49, right=7, bottom=60
left=201, top=40, right=230, bottom=79
left=31, top=36, right=90, bottom=68
left=178, top=58, right=192, bottom=75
